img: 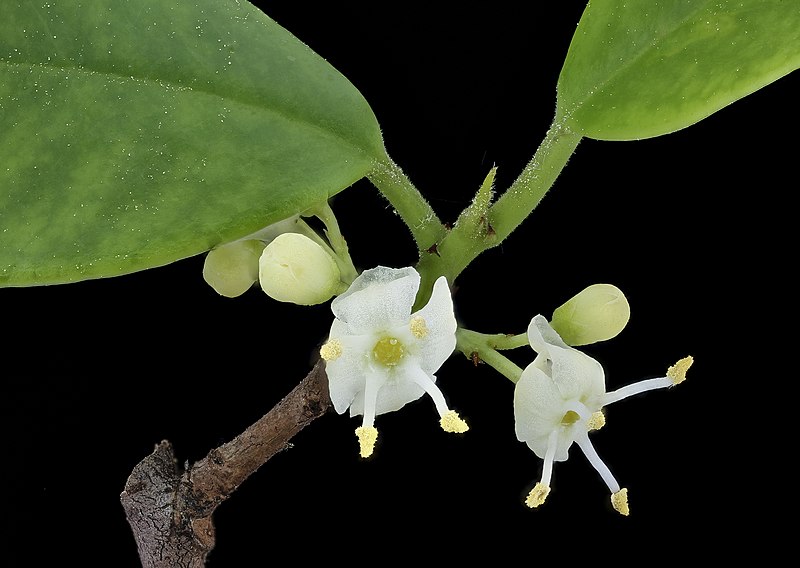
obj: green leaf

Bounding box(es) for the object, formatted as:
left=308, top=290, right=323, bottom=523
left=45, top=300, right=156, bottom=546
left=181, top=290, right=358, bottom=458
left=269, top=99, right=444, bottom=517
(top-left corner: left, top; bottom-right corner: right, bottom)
left=556, top=0, right=800, bottom=140
left=0, top=0, right=385, bottom=286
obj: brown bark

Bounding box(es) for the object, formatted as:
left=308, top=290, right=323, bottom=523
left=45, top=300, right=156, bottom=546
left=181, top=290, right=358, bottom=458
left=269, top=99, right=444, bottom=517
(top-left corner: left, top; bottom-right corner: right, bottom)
left=120, top=359, right=331, bottom=567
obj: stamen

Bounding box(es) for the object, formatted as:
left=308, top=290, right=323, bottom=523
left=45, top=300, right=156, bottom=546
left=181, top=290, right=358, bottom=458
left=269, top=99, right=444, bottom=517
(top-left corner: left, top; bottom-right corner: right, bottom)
left=440, top=410, right=469, bottom=433
left=320, top=339, right=342, bottom=361
left=361, top=371, right=384, bottom=434
left=574, top=429, right=621, bottom=494
left=540, top=429, right=558, bottom=488
left=667, top=355, right=693, bottom=385
left=602, top=377, right=673, bottom=405
left=407, top=366, right=451, bottom=417
left=410, top=315, right=428, bottom=339
left=602, top=356, right=693, bottom=405
left=525, top=482, right=551, bottom=508
left=355, top=426, right=378, bottom=458
left=611, top=488, right=629, bottom=516
left=587, top=410, right=605, bottom=431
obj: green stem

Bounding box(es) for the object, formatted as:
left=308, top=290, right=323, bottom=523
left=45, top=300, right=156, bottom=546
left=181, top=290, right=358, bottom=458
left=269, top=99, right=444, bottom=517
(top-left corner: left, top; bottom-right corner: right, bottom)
left=311, top=202, right=359, bottom=284
left=292, top=214, right=355, bottom=289
left=489, top=122, right=582, bottom=244
left=367, top=157, right=447, bottom=254
left=456, top=328, right=526, bottom=384
left=490, top=332, right=529, bottom=350
left=415, top=122, right=582, bottom=305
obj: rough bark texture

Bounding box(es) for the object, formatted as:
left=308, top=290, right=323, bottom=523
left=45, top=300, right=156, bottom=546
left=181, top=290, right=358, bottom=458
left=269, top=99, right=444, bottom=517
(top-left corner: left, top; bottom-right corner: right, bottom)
left=120, top=359, right=331, bottom=567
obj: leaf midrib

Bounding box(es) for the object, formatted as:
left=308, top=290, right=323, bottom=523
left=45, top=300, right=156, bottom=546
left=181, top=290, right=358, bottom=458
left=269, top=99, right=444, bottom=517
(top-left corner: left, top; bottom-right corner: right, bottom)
left=559, top=2, right=709, bottom=122
left=0, top=56, right=379, bottom=161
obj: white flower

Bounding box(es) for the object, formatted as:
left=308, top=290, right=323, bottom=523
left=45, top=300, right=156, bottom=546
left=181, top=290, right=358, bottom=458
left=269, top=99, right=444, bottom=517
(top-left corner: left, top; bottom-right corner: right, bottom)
left=320, top=266, right=467, bottom=458
left=514, top=314, right=692, bottom=515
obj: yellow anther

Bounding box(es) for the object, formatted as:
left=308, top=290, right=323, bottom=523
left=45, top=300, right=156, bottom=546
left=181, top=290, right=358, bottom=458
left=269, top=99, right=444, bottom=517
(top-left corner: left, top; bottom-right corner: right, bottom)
left=587, top=410, right=606, bottom=431
left=611, top=488, right=629, bottom=516
left=525, top=482, right=551, bottom=508
left=355, top=426, right=378, bottom=458
left=410, top=316, right=429, bottom=339
left=667, top=355, right=693, bottom=385
left=440, top=410, right=469, bottom=433
left=320, top=339, right=343, bottom=361
left=372, top=336, right=405, bottom=366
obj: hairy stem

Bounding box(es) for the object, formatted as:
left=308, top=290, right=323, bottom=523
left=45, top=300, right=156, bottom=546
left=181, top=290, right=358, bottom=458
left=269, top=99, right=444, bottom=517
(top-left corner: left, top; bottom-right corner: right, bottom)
left=309, top=201, right=359, bottom=284
left=488, top=122, right=582, bottom=246
left=367, top=157, right=447, bottom=255
left=415, top=122, right=582, bottom=306
left=456, top=328, right=525, bottom=384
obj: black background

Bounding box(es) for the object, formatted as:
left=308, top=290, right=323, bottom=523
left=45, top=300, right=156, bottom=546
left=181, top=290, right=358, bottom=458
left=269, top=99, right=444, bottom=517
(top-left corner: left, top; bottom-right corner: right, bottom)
left=3, top=2, right=795, bottom=565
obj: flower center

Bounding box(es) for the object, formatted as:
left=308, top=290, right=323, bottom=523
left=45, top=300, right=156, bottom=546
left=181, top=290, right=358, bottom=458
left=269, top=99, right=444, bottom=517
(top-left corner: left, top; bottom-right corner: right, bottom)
left=373, top=336, right=405, bottom=366
left=561, top=410, right=581, bottom=426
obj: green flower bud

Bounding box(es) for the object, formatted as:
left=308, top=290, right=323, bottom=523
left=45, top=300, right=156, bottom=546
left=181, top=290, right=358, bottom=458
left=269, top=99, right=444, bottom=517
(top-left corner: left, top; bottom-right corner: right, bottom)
left=258, top=232, right=341, bottom=305
left=550, top=283, right=630, bottom=346
left=203, top=239, right=266, bottom=298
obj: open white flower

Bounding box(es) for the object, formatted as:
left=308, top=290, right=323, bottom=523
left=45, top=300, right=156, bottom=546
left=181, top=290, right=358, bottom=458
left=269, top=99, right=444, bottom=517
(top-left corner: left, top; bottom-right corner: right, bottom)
left=320, top=266, right=467, bottom=458
left=514, top=314, right=692, bottom=515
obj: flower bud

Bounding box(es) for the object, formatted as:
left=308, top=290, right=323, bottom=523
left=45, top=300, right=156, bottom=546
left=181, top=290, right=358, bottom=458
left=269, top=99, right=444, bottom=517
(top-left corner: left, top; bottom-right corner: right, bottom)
left=550, top=283, right=630, bottom=346
left=258, top=232, right=341, bottom=305
left=203, top=239, right=266, bottom=298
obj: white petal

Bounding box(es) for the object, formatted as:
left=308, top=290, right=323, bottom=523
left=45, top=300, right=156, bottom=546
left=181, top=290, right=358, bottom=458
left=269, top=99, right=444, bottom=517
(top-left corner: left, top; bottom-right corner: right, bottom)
left=412, top=276, right=457, bottom=373
left=527, top=315, right=606, bottom=403
left=324, top=333, right=373, bottom=414
left=349, top=364, right=426, bottom=417
left=527, top=314, right=571, bottom=353
left=331, top=266, right=420, bottom=334
left=514, top=365, right=565, bottom=448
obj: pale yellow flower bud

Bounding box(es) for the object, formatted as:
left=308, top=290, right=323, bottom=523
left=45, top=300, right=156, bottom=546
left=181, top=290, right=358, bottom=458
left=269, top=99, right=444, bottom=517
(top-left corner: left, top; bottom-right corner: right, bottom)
left=202, top=239, right=266, bottom=298
left=258, top=232, right=341, bottom=305
left=550, top=283, right=631, bottom=346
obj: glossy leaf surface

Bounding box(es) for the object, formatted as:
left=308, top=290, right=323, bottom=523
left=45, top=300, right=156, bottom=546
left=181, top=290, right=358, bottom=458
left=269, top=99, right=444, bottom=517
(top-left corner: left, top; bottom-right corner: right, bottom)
left=0, top=0, right=384, bottom=286
left=557, top=0, right=800, bottom=140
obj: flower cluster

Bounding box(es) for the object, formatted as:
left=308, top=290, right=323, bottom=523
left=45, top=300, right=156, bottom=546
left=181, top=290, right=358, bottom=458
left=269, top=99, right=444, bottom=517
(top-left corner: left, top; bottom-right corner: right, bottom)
left=320, top=266, right=468, bottom=458
left=317, top=264, right=691, bottom=515
left=514, top=314, right=692, bottom=514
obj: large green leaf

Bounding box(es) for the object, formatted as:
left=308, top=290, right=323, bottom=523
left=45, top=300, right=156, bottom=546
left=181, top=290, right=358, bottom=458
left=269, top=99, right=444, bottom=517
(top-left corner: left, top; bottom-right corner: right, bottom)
left=556, top=0, right=800, bottom=140
left=0, top=0, right=385, bottom=286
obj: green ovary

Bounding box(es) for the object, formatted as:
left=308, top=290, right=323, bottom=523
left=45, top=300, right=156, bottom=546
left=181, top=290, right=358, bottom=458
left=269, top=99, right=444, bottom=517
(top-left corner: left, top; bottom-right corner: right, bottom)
left=561, top=410, right=581, bottom=426
left=373, top=336, right=405, bottom=366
